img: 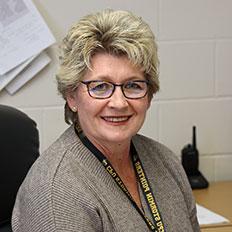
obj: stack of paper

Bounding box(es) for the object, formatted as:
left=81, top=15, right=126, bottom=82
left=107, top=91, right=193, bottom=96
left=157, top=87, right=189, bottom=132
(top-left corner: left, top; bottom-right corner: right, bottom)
left=196, top=203, right=230, bottom=226
left=0, top=0, right=55, bottom=94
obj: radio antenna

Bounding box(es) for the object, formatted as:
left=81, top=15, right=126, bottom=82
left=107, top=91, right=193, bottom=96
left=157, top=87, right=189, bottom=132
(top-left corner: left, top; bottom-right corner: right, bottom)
left=192, top=126, right=196, bottom=149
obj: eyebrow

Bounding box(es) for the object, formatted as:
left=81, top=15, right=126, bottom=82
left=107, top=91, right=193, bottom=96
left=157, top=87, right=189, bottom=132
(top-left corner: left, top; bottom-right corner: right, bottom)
left=90, top=75, right=146, bottom=82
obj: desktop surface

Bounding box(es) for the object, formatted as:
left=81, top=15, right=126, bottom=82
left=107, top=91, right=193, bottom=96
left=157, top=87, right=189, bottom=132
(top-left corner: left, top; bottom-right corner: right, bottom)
left=193, top=181, right=232, bottom=232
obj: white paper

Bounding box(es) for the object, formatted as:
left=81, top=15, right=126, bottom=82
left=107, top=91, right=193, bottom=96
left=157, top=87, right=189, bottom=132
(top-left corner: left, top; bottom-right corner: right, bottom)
left=0, top=0, right=55, bottom=75
left=196, top=203, right=230, bottom=226
left=0, top=55, right=36, bottom=91
left=6, top=51, right=51, bottom=94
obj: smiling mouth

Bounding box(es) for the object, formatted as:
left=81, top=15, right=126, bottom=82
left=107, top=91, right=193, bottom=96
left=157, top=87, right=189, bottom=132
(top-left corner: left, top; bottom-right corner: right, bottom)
left=101, top=116, right=131, bottom=123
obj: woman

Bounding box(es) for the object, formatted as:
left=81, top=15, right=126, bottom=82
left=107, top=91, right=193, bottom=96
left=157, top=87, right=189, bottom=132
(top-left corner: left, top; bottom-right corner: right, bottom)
left=12, top=9, right=200, bottom=232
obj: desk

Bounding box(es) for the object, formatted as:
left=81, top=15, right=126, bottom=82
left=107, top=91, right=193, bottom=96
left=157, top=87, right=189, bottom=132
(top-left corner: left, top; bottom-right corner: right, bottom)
left=193, top=181, right=232, bottom=232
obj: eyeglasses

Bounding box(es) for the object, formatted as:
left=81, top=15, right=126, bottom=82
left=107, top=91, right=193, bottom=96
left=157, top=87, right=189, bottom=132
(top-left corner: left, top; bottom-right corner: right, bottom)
left=81, top=80, right=149, bottom=99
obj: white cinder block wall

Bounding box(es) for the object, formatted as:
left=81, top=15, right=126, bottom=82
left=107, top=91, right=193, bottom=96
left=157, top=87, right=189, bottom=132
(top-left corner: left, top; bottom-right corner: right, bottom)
left=1, top=0, right=232, bottom=182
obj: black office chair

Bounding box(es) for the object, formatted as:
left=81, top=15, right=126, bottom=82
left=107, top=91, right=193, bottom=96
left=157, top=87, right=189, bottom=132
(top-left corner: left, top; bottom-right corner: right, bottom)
left=0, top=105, right=40, bottom=232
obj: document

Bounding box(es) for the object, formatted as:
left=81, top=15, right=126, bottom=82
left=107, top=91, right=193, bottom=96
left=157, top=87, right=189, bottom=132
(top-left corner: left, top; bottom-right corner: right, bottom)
left=0, top=0, right=55, bottom=75
left=6, top=51, right=51, bottom=94
left=196, top=203, right=230, bottom=226
left=0, top=55, right=36, bottom=91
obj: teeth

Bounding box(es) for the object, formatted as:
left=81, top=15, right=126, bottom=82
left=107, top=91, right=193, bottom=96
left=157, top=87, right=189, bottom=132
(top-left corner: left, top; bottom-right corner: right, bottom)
left=103, top=116, right=129, bottom=122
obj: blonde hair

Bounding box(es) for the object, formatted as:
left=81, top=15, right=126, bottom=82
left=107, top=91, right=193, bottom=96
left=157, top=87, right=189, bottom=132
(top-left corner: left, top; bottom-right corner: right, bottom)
left=56, top=9, right=159, bottom=124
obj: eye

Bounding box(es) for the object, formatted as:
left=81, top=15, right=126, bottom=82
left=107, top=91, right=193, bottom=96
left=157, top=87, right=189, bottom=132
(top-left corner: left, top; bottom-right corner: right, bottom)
left=124, top=81, right=144, bottom=91
left=89, top=81, right=112, bottom=94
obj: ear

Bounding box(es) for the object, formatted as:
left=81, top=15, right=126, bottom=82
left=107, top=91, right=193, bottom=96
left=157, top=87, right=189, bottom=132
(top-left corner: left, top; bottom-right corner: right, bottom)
left=66, top=92, right=78, bottom=112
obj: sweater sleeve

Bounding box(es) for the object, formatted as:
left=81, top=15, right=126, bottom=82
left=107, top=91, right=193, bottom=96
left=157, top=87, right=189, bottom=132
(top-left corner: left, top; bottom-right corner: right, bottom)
left=51, top=176, right=104, bottom=232
left=12, top=177, right=56, bottom=232
left=171, top=161, right=200, bottom=231
left=11, top=159, right=105, bottom=232
left=189, top=203, right=200, bottom=232
left=156, top=144, right=200, bottom=231
left=12, top=171, right=104, bottom=232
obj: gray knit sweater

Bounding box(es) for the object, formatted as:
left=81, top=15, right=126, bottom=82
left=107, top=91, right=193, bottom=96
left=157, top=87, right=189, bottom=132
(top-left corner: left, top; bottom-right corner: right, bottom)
left=12, top=126, right=200, bottom=231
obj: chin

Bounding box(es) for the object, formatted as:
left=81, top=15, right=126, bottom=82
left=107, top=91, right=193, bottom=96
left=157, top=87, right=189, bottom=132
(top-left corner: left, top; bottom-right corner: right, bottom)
left=100, top=130, right=136, bottom=144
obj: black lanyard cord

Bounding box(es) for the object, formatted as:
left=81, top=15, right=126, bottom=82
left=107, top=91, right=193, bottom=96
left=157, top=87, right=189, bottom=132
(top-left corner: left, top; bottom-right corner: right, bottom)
left=77, top=130, right=165, bottom=232
left=131, top=144, right=165, bottom=231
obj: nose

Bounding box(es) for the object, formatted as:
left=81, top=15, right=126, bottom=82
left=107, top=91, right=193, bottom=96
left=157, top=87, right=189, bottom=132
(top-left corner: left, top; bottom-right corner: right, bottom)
left=107, top=86, right=129, bottom=109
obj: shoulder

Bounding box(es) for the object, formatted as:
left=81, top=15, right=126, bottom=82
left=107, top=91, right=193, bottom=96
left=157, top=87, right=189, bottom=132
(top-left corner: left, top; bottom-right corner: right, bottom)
left=133, top=133, right=186, bottom=184
left=132, top=133, right=180, bottom=166
left=12, top=126, right=102, bottom=231
left=17, top=126, right=92, bottom=198
left=132, top=134, right=196, bottom=211
left=24, top=126, right=79, bottom=184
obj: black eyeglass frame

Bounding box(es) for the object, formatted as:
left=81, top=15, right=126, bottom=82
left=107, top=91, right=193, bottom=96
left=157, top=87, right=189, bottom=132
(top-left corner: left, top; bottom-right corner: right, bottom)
left=81, top=80, right=150, bottom=99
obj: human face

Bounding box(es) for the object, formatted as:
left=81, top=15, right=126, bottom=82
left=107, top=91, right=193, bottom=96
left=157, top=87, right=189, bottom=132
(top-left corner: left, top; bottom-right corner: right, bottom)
left=67, top=53, right=150, bottom=146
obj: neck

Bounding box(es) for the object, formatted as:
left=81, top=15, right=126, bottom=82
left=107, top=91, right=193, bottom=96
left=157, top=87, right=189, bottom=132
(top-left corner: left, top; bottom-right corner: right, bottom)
left=81, top=133, right=142, bottom=210
left=85, top=135, right=132, bottom=174
left=105, top=145, right=132, bottom=175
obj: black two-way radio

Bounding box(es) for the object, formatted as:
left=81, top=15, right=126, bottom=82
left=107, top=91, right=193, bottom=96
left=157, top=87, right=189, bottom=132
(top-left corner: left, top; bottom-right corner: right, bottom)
left=181, top=126, right=209, bottom=189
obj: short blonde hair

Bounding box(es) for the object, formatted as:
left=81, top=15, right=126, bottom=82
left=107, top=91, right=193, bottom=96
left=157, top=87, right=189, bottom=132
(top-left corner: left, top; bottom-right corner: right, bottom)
left=56, top=9, right=159, bottom=124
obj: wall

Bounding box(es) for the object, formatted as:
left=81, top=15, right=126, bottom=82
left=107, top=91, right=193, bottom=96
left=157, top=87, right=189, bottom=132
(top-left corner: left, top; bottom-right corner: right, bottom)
left=1, top=0, right=232, bottom=182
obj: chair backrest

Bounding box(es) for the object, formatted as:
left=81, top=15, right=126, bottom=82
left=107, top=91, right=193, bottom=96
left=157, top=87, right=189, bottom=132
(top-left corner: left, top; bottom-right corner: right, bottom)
left=0, top=105, right=40, bottom=230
